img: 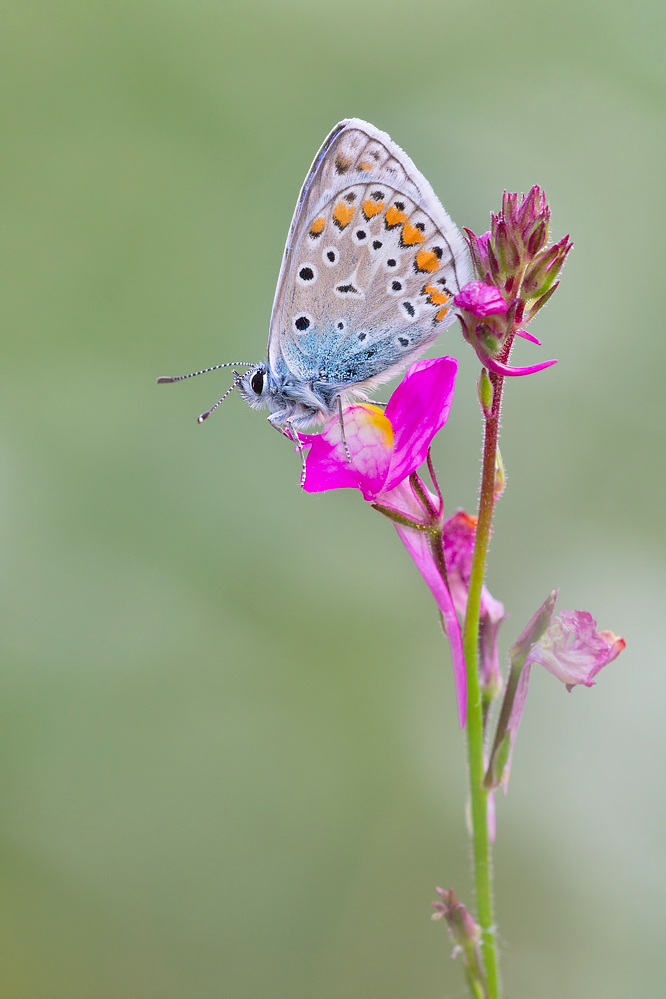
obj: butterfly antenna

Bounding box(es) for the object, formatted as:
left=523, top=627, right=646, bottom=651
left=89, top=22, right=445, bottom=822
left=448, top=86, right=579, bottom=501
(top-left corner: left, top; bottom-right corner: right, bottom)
left=157, top=362, right=255, bottom=384
left=197, top=369, right=252, bottom=424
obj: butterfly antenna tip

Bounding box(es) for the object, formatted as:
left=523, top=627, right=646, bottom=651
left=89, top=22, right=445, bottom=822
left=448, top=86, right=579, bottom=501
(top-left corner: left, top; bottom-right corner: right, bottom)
left=196, top=371, right=248, bottom=424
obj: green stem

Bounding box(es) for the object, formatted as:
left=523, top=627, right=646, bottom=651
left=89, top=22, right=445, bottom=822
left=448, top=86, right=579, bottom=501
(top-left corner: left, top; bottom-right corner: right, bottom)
left=462, top=366, right=505, bottom=999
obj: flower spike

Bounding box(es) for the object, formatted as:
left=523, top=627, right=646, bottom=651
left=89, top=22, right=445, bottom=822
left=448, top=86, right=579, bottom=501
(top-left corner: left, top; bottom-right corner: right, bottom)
left=458, top=187, right=571, bottom=377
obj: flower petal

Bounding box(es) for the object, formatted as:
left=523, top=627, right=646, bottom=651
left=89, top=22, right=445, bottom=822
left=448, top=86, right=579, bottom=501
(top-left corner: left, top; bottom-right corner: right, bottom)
left=383, top=357, right=458, bottom=493
left=479, top=588, right=507, bottom=695
left=301, top=404, right=393, bottom=497
left=515, top=327, right=542, bottom=346
left=473, top=343, right=558, bottom=377
left=525, top=609, right=626, bottom=689
left=383, top=482, right=466, bottom=727
left=454, top=280, right=508, bottom=317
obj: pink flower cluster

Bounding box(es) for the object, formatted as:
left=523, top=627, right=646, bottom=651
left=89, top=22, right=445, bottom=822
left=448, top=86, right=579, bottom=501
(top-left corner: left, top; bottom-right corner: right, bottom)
left=299, top=357, right=625, bottom=743
left=454, top=187, right=572, bottom=377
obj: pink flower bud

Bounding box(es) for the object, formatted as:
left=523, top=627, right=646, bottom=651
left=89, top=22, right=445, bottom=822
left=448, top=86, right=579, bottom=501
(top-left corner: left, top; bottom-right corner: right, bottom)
left=454, top=280, right=509, bottom=318
left=431, top=889, right=487, bottom=993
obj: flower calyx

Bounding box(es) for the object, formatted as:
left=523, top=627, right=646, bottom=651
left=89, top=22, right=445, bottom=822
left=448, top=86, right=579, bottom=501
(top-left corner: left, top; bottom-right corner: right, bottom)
left=432, top=888, right=488, bottom=999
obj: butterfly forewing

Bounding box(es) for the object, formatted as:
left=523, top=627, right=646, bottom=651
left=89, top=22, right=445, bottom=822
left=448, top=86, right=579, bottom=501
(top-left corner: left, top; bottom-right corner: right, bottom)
left=268, top=119, right=471, bottom=392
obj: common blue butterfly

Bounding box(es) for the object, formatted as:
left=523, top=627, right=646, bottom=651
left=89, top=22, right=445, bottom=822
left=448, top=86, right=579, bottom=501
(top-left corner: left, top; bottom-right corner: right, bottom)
left=159, top=119, right=471, bottom=443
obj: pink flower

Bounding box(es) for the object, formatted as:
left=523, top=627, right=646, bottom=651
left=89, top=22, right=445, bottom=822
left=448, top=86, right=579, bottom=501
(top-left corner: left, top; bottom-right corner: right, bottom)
left=300, top=357, right=468, bottom=725
left=301, top=357, right=457, bottom=499
left=525, top=609, right=626, bottom=691
left=454, top=280, right=508, bottom=318
left=485, top=593, right=626, bottom=790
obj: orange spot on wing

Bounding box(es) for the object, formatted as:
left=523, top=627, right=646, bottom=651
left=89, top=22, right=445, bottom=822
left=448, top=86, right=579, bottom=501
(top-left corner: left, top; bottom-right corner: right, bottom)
left=362, top=198, right=384, bottom=219
left=358, top=160, right=373, bottom=171
left=434, top=305, right=450, bottom=322
left=424, top=283, right=450, bottom=306
left=401, top=222, right=426, bottom=246
left=332, top=201, right=355, bottom=229
left=415, top=249, right=441, bottom=273
left=309, top=216, right=325, bottom=237
left=385, top=205, right=408, bottom=228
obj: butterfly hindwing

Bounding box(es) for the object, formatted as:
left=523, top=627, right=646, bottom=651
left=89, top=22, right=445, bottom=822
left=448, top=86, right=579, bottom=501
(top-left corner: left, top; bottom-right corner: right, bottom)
left=268, top=119, right=471, bottom=391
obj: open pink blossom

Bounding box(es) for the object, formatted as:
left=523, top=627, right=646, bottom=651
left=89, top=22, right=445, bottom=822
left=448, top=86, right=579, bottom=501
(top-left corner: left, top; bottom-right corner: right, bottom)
left=300, top=357, right=468, bottom=726
left=301, top=357, right=457, bottom=499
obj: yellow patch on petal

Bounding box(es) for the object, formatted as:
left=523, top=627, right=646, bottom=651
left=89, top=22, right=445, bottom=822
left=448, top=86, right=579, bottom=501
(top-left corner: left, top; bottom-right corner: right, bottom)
left=354, top=405, right=394, bottom=448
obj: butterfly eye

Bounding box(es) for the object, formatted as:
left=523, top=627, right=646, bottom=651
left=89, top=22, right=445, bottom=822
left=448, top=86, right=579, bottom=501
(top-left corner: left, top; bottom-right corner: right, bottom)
left=251, top=370, right=264, bottom=395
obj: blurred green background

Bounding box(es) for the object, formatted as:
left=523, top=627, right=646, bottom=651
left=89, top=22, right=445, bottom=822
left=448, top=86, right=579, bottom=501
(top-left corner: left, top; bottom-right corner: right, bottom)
left=1, top=1, right=664, bottom=996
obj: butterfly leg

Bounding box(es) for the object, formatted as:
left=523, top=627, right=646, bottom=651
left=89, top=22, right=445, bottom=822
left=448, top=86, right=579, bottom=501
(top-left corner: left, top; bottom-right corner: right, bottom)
left=337, top=397, right=352, bottom=464
left=285, top=420, right=308, bottom=487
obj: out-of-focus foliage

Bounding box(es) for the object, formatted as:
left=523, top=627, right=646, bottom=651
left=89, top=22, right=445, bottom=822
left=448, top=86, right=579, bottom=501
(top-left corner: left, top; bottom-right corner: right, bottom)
left=1, top=1, right=664, bottom=996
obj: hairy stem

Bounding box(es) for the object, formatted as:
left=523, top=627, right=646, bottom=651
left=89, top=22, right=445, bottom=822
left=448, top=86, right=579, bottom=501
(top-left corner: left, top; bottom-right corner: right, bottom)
left=462, top=365, right=505, bottom=999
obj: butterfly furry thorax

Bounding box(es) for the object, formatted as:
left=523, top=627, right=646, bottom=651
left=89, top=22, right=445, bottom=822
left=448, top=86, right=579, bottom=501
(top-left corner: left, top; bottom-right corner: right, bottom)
left=238, top=118, right=471, bottom=431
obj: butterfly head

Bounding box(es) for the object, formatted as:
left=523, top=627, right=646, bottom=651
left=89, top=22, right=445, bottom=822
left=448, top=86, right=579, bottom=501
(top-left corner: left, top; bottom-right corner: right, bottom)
left=237, top=363, right=271, bottom=411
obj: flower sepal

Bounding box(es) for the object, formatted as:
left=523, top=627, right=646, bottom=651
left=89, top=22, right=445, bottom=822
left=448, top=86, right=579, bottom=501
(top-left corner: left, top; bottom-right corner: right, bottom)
left=431, top=888, right=488, bottom=999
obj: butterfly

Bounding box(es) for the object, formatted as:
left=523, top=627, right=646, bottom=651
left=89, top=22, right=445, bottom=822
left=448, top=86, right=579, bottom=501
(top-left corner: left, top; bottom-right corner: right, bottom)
left=159, top=118, right=471, bottom=449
